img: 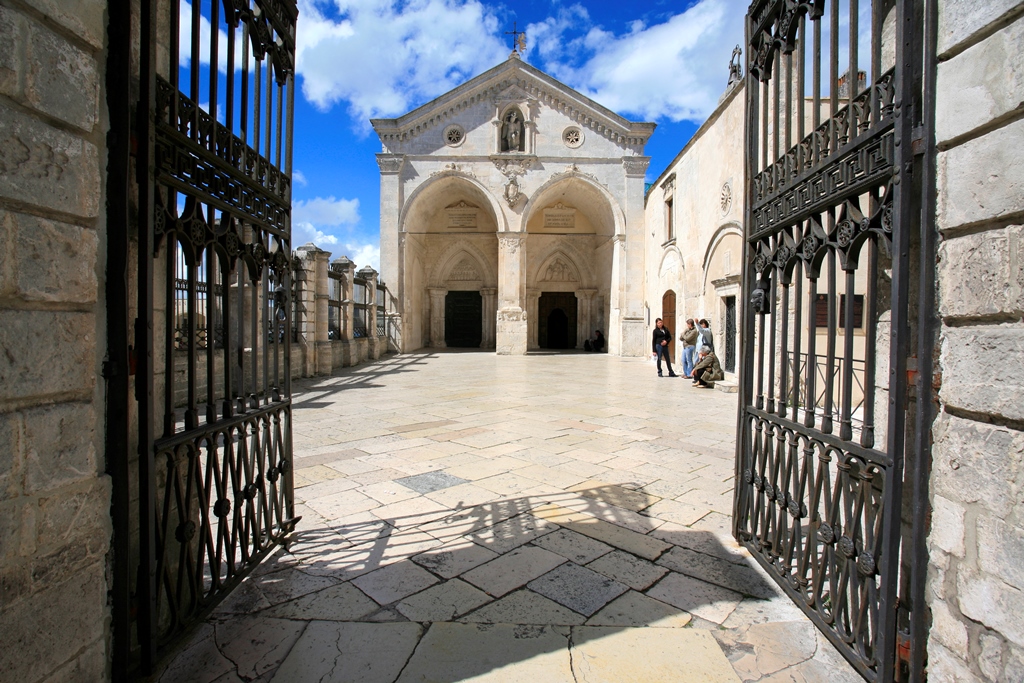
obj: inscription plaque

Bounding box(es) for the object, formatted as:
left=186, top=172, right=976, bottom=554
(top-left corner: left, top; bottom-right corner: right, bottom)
left=543, top=202, right=576, bottom=229
left=446, top=201, right=478, bottom=229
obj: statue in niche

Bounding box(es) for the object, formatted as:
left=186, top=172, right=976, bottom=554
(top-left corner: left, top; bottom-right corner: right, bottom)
left=502, top=108, right=523, bottom=152
left=728, top=45, right=743, bottom=86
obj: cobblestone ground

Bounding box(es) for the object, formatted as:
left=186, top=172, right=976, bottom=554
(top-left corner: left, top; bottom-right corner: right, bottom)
left=157, top=351, right=863, bottom=683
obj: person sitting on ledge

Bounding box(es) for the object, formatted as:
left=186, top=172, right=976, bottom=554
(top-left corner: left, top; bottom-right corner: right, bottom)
left=586, top=329, right=605, bottom=352
left=691, top=345, right=724, bottom=388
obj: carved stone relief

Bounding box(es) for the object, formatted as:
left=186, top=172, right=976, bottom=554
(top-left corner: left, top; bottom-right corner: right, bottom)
left=449, top=258, right=481, bottom=281
left=542, top=257, right=579, bottom=282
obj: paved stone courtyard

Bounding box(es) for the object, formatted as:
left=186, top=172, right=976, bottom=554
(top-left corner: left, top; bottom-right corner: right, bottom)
left=157, top=351, right=862, bottom=683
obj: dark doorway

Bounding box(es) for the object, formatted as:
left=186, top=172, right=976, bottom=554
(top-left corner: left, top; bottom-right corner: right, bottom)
left=445, top=291, right=482, bottom=347
left=724, top=295, right=736, bottom=373
left=538, top=292, right=577, bottom=349
left=662, top=290, right=676, bottom=360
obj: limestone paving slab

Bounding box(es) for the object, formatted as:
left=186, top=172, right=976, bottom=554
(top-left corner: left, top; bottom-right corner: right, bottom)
left=584, top=590, right=692, bottom=628
left=394, top=470, right=471, bottom=494
left=585, top=549, right=668, bottom=590
left=460, top=588, right=587, bottom=625
left=528, top=562, right=629, bottom=617
left=468, top=513, right=558, bottom=554
left=570, top=627, right=741, bottom=683
left=351, top=562, right=439, bottom=605
left=396, top=578, right=492, bottom=622
left=271, top=622, right=423, bottom=683
left=261, top=582, right=379, bottom=622
left=412, top=540, right=500, bottom=579
left=646, top=571, right=743, bottom=625
left=530, top=528, right=614, bottom=565
left=396, top=623, right=574, bottom=683
left=463, top=545, right=567, bottom=597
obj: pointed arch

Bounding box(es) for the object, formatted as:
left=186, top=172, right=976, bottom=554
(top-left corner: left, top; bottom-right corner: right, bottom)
left=429, top=240, right=496, bottom=288
left=400, top=173, right=507, bottom=234
left=519, top=173, right=625, bottom=237
left=530, top=240, right=595, bottom=289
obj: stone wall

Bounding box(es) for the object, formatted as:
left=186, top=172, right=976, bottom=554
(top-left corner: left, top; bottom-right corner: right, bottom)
left=927, top=1, right=1024, bottom=680
left=0, top=0, right=112, bottom=681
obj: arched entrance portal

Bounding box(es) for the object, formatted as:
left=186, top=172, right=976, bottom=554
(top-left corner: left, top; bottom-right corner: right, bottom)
left=538, top=292, right=577, bottom=349
left=662, top=290, right=676, bottom=360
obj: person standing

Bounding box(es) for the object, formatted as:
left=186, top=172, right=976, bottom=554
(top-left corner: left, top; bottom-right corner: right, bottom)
left=679, top=318, right=699, bottom=378
left=652, top=318, right=677, bottom=377
left=698, top=318, right=715, bottom=353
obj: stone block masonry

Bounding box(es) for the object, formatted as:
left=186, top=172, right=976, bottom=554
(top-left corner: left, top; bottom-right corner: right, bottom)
left=928, top=2, right=1024, bottom=681
left=0, top=0, right=111, bottom=682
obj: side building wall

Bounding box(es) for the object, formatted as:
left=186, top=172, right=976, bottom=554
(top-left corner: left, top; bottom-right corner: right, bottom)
left=927, top=1, right=1024, bottom=680
left=0, top=0, right=113, bottom=681
left=643, top=82, right=745, bottom=375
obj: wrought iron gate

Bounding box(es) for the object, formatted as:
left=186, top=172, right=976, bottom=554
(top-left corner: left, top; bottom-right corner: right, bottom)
left=127, top=0, right=300, bottom=673
left=733, top=0, right=933, bottom=680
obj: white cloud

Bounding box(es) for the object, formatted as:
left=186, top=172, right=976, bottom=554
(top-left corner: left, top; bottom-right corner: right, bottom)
left=528, top=0, right=746, bottom=123
left=292, top=169, right=308, bottom=187
left=294, top=0, right=508, bottom=124
left=292, top=195, right=361, bottom=250
left=293, top=196, right=360, bottom=227
left=344, top=242, right=380, bottom=271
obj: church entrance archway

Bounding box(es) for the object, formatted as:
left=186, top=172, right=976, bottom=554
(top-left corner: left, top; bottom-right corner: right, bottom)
left=445, top=291, right=482, bottom=348
left=538, top=292, right=577, bottom=349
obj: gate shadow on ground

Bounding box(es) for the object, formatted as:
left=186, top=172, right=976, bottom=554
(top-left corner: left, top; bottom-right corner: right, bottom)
left=176, top=484, right=785, bottom=682
left=290, top=352, right=439, bottom=408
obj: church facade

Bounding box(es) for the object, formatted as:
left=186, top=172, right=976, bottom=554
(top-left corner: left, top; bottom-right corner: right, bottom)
left=372, top=52, right=656, bottom=357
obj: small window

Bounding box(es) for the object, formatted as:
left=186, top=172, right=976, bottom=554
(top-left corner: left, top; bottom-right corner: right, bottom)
left=665, top=198, right=674, bottom=241
left=814, top=293, right=864, bottom=328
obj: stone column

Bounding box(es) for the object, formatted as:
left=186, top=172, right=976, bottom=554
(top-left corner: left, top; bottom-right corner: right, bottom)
left=619, top=156, right=651, bottom=356
left=428, top=287, right=447, bottom=348
left=332, top=256, right=355, bottom=366
left=496, top=233, right=528, bottom=355
left=360, top=266, right=380, bottom=359
left=577, top=288, right=597, bottom=349
left=293, top=244, right=327, bottom=377
left=480, top=287, right=497, bottom=349
left=526, top=289, right=540, bottom=350
left=314, top=249, right=333, bottom=375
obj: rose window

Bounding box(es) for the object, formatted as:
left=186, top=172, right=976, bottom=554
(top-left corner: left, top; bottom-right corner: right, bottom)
left=562, top=126, right=583, bottom=148
left=443, top=125, right=465, bottom=147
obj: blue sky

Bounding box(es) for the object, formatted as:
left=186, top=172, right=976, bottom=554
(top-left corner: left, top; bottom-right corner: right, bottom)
left=207, top=0, right=749, bottom=268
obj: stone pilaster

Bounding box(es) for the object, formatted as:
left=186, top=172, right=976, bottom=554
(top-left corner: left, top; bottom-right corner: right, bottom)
left=526, top=289, right=540, bottom=350
left=577, top=288, right=597, bottom=350
left=428, top=287, right=447, bottom=348
left=496, top=233, right=528, bottom=355
left=293, top=244, right=327, bottom=377
left=619, top=156, right=651, bottom=357
left=377, top=153, right=405, bottom=318
left=481, top=287, right=497, bottom=349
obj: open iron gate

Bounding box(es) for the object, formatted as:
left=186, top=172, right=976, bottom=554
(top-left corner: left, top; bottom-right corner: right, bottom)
left=120, top=0, right=300, bottom=674
left=733, top=0, right=935, bottom=681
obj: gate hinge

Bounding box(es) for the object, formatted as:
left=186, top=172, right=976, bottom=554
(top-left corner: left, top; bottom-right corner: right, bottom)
left=911, top=126, right=927, bottom=156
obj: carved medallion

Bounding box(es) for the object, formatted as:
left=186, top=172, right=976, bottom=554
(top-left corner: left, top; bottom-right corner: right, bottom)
left=720, top=182, right=732, bottom=215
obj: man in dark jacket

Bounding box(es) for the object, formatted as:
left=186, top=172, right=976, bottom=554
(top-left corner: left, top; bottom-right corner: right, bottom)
left=652, top=318, right=677, bottom=377
left=692, top=345, right=724, bottom=387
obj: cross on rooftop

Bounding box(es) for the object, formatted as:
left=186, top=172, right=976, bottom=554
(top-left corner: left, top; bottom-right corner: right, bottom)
left=505, top=21, right=527, bottom=53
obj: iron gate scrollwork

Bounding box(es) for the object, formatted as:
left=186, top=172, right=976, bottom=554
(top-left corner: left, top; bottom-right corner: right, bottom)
left=733, top=0, right=931, bottom=680
left=131, top=0, right=300, bottom=673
